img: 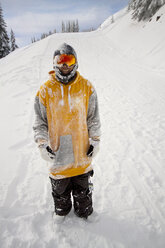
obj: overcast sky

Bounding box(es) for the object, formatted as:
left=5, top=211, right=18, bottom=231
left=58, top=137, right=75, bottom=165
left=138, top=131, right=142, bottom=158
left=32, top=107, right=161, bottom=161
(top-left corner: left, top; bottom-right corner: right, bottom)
left=1, top=0, right=129, bottom=47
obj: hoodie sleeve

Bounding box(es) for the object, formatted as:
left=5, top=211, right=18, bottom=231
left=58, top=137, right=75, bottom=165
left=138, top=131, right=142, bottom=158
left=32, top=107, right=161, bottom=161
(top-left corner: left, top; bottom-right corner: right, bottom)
left=33, top=95, right=48, bottom=143
left=87, top=89, right=101, bottom=138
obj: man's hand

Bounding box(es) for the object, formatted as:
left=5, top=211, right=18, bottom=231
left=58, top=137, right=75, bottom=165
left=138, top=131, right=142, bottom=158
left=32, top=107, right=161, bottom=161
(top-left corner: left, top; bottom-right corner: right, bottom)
left=87, top=137, right=100, bottom=158
left=38, top=141, right=56, bottom=162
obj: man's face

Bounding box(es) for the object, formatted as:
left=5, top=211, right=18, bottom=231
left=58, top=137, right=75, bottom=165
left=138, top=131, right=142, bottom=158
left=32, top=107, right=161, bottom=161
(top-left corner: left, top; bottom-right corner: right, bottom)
left=58, top=63, right=75, bottom=75
left=54, top=54, right=76, bottom=75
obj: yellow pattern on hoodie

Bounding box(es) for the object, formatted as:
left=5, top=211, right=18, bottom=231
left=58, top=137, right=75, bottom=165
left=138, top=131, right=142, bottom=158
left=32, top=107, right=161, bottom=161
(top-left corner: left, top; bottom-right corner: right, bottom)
left=37, top=71, right=94, bottom=178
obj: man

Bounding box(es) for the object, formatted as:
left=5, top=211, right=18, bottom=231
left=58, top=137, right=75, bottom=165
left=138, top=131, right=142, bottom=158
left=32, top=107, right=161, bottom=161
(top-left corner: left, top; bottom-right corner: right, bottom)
left=33, top=43, right=101, bottom=222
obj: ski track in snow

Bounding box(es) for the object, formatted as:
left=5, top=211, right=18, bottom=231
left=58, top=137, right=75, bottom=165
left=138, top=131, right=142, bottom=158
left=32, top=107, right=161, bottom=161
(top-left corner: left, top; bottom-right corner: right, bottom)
left=0, top=10, right=165, bottom=248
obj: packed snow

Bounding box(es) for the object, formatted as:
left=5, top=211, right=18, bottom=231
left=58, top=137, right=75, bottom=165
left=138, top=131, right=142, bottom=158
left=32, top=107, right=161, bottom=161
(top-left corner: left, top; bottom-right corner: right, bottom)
left=0, top=5, right=165, bottom=248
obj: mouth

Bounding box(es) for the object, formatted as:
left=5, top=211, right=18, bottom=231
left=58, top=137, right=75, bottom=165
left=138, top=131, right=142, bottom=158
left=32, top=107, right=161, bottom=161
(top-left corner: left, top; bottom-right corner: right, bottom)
left=59, top=68, right=70, bottom=75
left=62, top=67, right=69, bottom=71
left=62, top=68, right=70, bottom=73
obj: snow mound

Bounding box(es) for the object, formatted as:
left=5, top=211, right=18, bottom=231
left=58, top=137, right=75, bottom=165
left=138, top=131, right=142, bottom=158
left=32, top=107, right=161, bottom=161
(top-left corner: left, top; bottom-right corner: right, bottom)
left=99, top=4, right=165, bottom=70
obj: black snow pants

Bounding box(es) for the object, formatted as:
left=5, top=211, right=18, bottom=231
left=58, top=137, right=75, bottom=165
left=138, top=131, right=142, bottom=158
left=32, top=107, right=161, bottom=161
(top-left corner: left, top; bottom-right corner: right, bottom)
left=50, top=171, right=93, bottom=218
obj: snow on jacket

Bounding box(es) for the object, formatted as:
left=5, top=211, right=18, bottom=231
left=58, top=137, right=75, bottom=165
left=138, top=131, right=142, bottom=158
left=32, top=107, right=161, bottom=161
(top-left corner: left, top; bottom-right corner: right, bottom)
left=33, top=70, right=101, bottom=179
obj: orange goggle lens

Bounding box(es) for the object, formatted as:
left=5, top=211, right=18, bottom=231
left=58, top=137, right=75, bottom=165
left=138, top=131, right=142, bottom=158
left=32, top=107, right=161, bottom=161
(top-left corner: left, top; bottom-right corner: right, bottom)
left=55, top=54, right=76, bottom=67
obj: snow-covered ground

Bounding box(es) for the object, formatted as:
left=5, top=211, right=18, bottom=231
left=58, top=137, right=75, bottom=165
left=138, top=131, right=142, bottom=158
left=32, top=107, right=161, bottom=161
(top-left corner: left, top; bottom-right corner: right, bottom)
left=0, top=5, right=165, bottom=248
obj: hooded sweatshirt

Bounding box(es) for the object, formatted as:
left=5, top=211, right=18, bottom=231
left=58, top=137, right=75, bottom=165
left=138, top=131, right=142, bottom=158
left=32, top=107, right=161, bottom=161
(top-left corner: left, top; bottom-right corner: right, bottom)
left=33, top=44, right=101, bottom=179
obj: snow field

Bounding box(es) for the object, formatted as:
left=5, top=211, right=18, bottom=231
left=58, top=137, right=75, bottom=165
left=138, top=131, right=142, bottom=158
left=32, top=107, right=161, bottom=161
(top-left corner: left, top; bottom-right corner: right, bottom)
left=0, top=6, right=165, bottom=248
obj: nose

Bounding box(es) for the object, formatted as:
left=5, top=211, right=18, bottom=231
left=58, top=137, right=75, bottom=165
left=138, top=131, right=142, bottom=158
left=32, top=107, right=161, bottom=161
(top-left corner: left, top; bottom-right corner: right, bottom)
left=63, top=63, right=68, bottom=68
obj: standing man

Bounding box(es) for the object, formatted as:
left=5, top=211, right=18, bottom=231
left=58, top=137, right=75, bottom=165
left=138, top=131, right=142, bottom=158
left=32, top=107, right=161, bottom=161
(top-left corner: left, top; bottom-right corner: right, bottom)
left=33, top=43, right=101, bottom=222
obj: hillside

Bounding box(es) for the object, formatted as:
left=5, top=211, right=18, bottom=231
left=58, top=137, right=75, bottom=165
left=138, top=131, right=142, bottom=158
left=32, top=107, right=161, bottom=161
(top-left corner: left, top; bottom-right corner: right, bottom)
left=0, top=5, right=165, bottom=248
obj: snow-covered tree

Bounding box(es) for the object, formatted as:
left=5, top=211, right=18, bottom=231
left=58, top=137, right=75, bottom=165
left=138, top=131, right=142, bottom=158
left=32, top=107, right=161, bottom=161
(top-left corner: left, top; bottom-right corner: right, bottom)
left=75, top=19, right=79, bottom=32
left=0, top=4, right=10, bottom=58
left=31, top=37, right=36, bottom=43
left=10, top=29, right=18, bottom=52
left=41, top=33, right=48, bottom=39
left=72, top=21, right=76, bottom=32
left=66, top=21, right=71, bottom=32
left=70, top=21, right=74, bottom=32
left=61, top=20, right=79, bottom=33
left=128, top=0, right=138, bottom=10
left=128, top=0, right=165, bottom=21
left=62, top=21, right=65, bottom=33
left=111, top=15, right=114, bottom=23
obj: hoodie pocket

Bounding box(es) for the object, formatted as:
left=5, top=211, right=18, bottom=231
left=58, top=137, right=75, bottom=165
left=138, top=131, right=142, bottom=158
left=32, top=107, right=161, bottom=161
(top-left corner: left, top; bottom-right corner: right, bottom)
left=54, top=135, right=75, bottom=167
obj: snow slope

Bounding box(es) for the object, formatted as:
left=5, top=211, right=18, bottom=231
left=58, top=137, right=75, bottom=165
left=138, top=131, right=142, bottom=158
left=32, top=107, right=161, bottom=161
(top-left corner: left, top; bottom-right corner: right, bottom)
left=0, top=5, right=165, bottom=248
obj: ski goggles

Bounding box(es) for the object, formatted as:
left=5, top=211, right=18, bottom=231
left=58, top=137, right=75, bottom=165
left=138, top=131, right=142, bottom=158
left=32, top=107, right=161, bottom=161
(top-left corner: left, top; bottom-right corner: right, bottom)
left=54, top=54, right=76, bottom=67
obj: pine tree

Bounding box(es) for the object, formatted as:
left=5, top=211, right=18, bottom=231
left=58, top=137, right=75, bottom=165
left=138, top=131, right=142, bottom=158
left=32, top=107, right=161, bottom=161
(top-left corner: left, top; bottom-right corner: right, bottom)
left=111, top=15, right=114, bottom=23
left=66, top=21, right=71, bottom=33
left=72, top=20, right=75, bottom=32
left=62, top=21, right=65, bottom=33
left=70, top=21, right=74, bottom=32
left=10, top=29, right=18, bottom=52
left=75, top=19, right=79, bottom=32
left=31, top=37, right=36, bottom=43
left=128, top=0, right=165, bottom=21
left=0, top=4, right=10, bottom=58
left=41, top=33, right=48, bottom=39
left=61, top=20, right=79, bottom=33
left=128, top=0, right=137, bottom=10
